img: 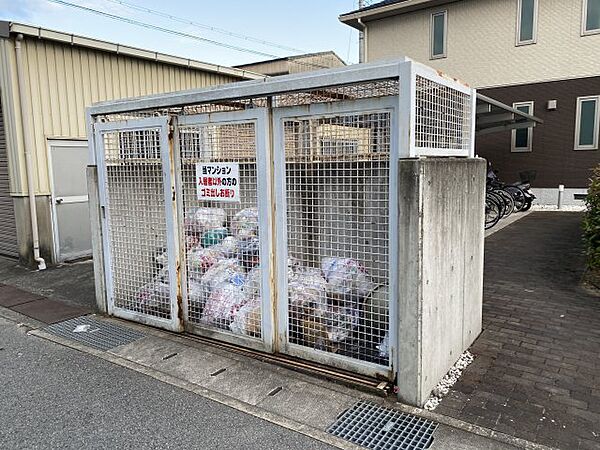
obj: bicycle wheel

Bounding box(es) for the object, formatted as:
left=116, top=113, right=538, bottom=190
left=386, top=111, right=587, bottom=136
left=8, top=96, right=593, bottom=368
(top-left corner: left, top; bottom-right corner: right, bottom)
left=487, top=191, right=506, bottom=219
left=496, top=189, right=515, bottom=217
left=485, top=195, right=501, bottom=229
left=503, top=186, right=526, bottom=211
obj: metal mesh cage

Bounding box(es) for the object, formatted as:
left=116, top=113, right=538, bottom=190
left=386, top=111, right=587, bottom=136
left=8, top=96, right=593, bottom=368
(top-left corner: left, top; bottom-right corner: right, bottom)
left=178, top=119, right=263, bottom=339
left=414, top=75, right=472, bottom=152
left=283, top=110, right=391, bottom=365
left=101, top=127, right=172, bottom=319
left=91, top=60, right=476, bottom=376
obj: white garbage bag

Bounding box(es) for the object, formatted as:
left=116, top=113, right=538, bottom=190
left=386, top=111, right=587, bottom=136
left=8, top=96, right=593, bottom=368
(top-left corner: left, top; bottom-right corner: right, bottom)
left=184, top=207, right=227, bottom=233
left=231, top=207, right=259, bottom=238
left=187, top=246, right=225, bottom=278
left=201, top=282, right=247, bottom=328
left=321, top=257, right=374, bottom=298
left=199, top=259, right=246, bottom=304
left=229, top=297, right=261, bottom=337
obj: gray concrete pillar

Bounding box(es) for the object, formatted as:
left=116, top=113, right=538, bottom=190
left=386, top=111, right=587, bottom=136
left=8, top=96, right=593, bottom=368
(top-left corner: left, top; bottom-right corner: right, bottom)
left=396, top=157, right=485, bottom=406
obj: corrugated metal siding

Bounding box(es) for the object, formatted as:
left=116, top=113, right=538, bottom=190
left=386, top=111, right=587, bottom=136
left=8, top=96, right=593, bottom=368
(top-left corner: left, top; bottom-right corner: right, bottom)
left=10, top=36, right=238, bottom=195
left=0, top=90, right=18, bottom=257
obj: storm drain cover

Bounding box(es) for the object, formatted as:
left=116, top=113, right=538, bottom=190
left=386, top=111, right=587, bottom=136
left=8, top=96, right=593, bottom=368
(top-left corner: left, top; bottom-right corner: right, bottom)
left=327, top=401, right=437, bottom=450
left=45, top=316, right=144, bottom=351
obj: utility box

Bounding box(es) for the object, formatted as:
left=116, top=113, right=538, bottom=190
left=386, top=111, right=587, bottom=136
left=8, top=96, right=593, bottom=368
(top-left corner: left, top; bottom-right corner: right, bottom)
left=86, top=59, right=484, bottom=407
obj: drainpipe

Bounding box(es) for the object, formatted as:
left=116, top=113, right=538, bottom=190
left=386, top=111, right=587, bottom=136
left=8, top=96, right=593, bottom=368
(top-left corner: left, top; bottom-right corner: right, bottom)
left=14, top=34, right=46, bottom=270
left=358, top=17, right=367, bottom=63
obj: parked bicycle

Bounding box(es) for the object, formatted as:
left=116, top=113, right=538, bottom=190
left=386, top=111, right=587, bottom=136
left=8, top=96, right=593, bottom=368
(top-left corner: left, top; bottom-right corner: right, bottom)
left=485, top=166, right=536, bottom=230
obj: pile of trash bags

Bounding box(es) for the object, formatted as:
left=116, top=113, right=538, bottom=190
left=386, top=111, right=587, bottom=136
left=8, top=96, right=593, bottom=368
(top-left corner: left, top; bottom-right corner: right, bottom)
left=137, top=206, right=390, bottom=364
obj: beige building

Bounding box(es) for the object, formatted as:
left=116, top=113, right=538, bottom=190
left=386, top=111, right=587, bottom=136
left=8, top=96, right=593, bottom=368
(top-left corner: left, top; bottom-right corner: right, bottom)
left=0, top=21, right=262, bottom=267
left=234, top=51, right=346, bottom=76
left=340, top=0, right=600, bottom=201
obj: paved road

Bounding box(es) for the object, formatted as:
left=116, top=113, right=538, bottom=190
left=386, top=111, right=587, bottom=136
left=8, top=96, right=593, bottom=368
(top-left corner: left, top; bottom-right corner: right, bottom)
left=0, top=317, right=333, bottom=450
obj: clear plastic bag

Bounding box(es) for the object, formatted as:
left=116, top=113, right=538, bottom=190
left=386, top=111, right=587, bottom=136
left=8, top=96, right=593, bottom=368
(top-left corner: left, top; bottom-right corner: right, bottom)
left=229, top=298, right=261, bottom=337
left=231, top=207, right=259, bottom=238
left=214, top=236, right=239, bottom=258
left=200, top=282, right=247, bottom=328
left=236, top=237, right=260, bottom=270
left=135, top=268, right=170, bottom=315
left=324, top=303, right=361, bottom=344
left=243, top=267, right=262, bottom=299
left=377, top=332, right=389, bottom=359
left=288, top=269, right=328, bottom=319
left=199, top=259, right=246, bottom=304
left=185, top=207, right=227, bottom=233
left=187, top=246, right=225, bottom=277
left=321, top=257, right=374, bottom=298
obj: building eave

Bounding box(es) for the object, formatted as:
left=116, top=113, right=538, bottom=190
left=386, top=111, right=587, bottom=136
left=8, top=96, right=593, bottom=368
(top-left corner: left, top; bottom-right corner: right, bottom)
left=3, top=21, right=265, bottom=81
left=339, top=0, right=461, bottom=29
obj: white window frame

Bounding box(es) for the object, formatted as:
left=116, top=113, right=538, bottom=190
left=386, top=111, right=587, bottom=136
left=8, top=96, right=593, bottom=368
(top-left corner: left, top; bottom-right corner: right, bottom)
left=582, top=0, right=600, bottom=36
left=516, top=0, right=539, bottom=46
left=574, top=95, right=600, bottom=150
left=511, top=101, right=534, bottom=153
left=430, top=10, right=448, bottom=59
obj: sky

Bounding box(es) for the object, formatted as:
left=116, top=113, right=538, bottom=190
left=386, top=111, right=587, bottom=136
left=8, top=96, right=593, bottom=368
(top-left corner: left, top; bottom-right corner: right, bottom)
left=0, top=0, right=361, bottom=67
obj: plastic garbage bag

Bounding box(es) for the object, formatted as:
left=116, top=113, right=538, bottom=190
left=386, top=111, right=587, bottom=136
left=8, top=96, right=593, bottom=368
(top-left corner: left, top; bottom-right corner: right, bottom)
left=236, top=237, right=260, bottom=270
left=230, top=297, right=261, bottom=337
left=214, top=236, right=239, bottom=258
left=202, top=228, right=228, bottom=248
left=199, top=259, right=246, bottom=303
left=321, top=257, right=374, bottom=298
left=324, top=303, right=361, bottom=344
left=288, top=270, right=328, bottom=320
left=187, top=246, right=225, bottom=277
left=231, top=207, right=259, bottom=238
left=135, top=268, right=171, bottom=315
left=201, top=282, right=247, bottom=328
left=377, top=332, right=389, bottom=359
left=185, top=207, right=227, bottom=233
left=243, top=267, right=262, bottom=299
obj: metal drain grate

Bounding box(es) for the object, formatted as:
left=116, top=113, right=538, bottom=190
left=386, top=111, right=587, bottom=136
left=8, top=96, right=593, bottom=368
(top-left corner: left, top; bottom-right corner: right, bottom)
left=327, top=401, right=437, bottom=450
left=45, top=316, right=145, bottom=351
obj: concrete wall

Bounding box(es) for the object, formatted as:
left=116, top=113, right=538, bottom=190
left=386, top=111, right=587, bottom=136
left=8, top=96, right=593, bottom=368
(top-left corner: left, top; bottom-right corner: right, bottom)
left=397, top=157, right=485, bottom=406
left=364, top=0, right=600, bottom=88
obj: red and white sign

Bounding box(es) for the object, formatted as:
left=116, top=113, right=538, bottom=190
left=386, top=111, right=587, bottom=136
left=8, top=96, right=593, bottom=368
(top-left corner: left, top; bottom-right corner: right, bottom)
left=196, top=163, right=240, bottom=203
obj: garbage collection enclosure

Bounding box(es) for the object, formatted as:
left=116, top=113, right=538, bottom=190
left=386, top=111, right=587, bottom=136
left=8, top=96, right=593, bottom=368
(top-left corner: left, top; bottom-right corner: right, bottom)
left=88, top=59, right=483, bottom=403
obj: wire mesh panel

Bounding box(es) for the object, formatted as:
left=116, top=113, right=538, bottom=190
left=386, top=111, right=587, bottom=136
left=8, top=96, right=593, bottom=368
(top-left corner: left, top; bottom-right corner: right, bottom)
left=178, top=116, right=265, bottom=343
left=414, top=75, right=472, bottom=153
left=279, top=104, right=393, bottom=370
left=98, top=119, right=178, bottom=329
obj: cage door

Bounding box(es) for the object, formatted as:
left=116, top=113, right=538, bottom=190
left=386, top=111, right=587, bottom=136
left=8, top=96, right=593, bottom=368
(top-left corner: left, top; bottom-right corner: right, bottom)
left=175, top=109, right=275, bottom=353
left=95, top=117, right=182, bottom=332
left=273, top=97, right=398, bottom=380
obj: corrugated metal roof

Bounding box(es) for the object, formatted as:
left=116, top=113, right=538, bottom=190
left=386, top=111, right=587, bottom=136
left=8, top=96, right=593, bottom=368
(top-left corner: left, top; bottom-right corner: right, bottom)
left=3, top=21, right=264, bottom=80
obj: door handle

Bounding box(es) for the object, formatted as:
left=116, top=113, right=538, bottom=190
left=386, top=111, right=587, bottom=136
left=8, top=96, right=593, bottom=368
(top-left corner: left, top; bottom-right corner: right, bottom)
left=55, top=198, right=64, bottom=204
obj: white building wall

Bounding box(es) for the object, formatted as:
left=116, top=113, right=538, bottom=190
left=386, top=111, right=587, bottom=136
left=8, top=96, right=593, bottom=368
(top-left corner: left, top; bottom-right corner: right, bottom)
left=366, top=0, right=600, bottom=88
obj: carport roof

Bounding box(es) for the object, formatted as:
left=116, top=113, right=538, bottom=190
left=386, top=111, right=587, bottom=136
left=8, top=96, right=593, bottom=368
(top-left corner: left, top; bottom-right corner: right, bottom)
left=476, top=94, right=543, bottom=136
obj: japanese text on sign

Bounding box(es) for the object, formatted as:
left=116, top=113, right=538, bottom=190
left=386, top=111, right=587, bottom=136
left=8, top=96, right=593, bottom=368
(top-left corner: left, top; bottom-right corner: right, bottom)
left=196, top=163, right=240, bottom=203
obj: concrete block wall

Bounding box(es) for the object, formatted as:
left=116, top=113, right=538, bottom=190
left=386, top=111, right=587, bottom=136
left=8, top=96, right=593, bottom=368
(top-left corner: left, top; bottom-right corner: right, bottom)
left=397, top=157, right=485, bottom=406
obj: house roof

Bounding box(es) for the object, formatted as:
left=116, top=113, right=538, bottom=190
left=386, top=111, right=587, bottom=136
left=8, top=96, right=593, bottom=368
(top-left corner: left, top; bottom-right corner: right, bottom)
left=234, top=51, right=346, bottom=69
left=340, top=0, right=459, bottom=29
left=0, top=21, right=264, bottom=80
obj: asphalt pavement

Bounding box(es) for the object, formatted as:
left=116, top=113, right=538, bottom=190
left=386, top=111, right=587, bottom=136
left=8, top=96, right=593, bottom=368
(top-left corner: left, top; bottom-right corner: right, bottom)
left=0, top=316, right=334, bottom=450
